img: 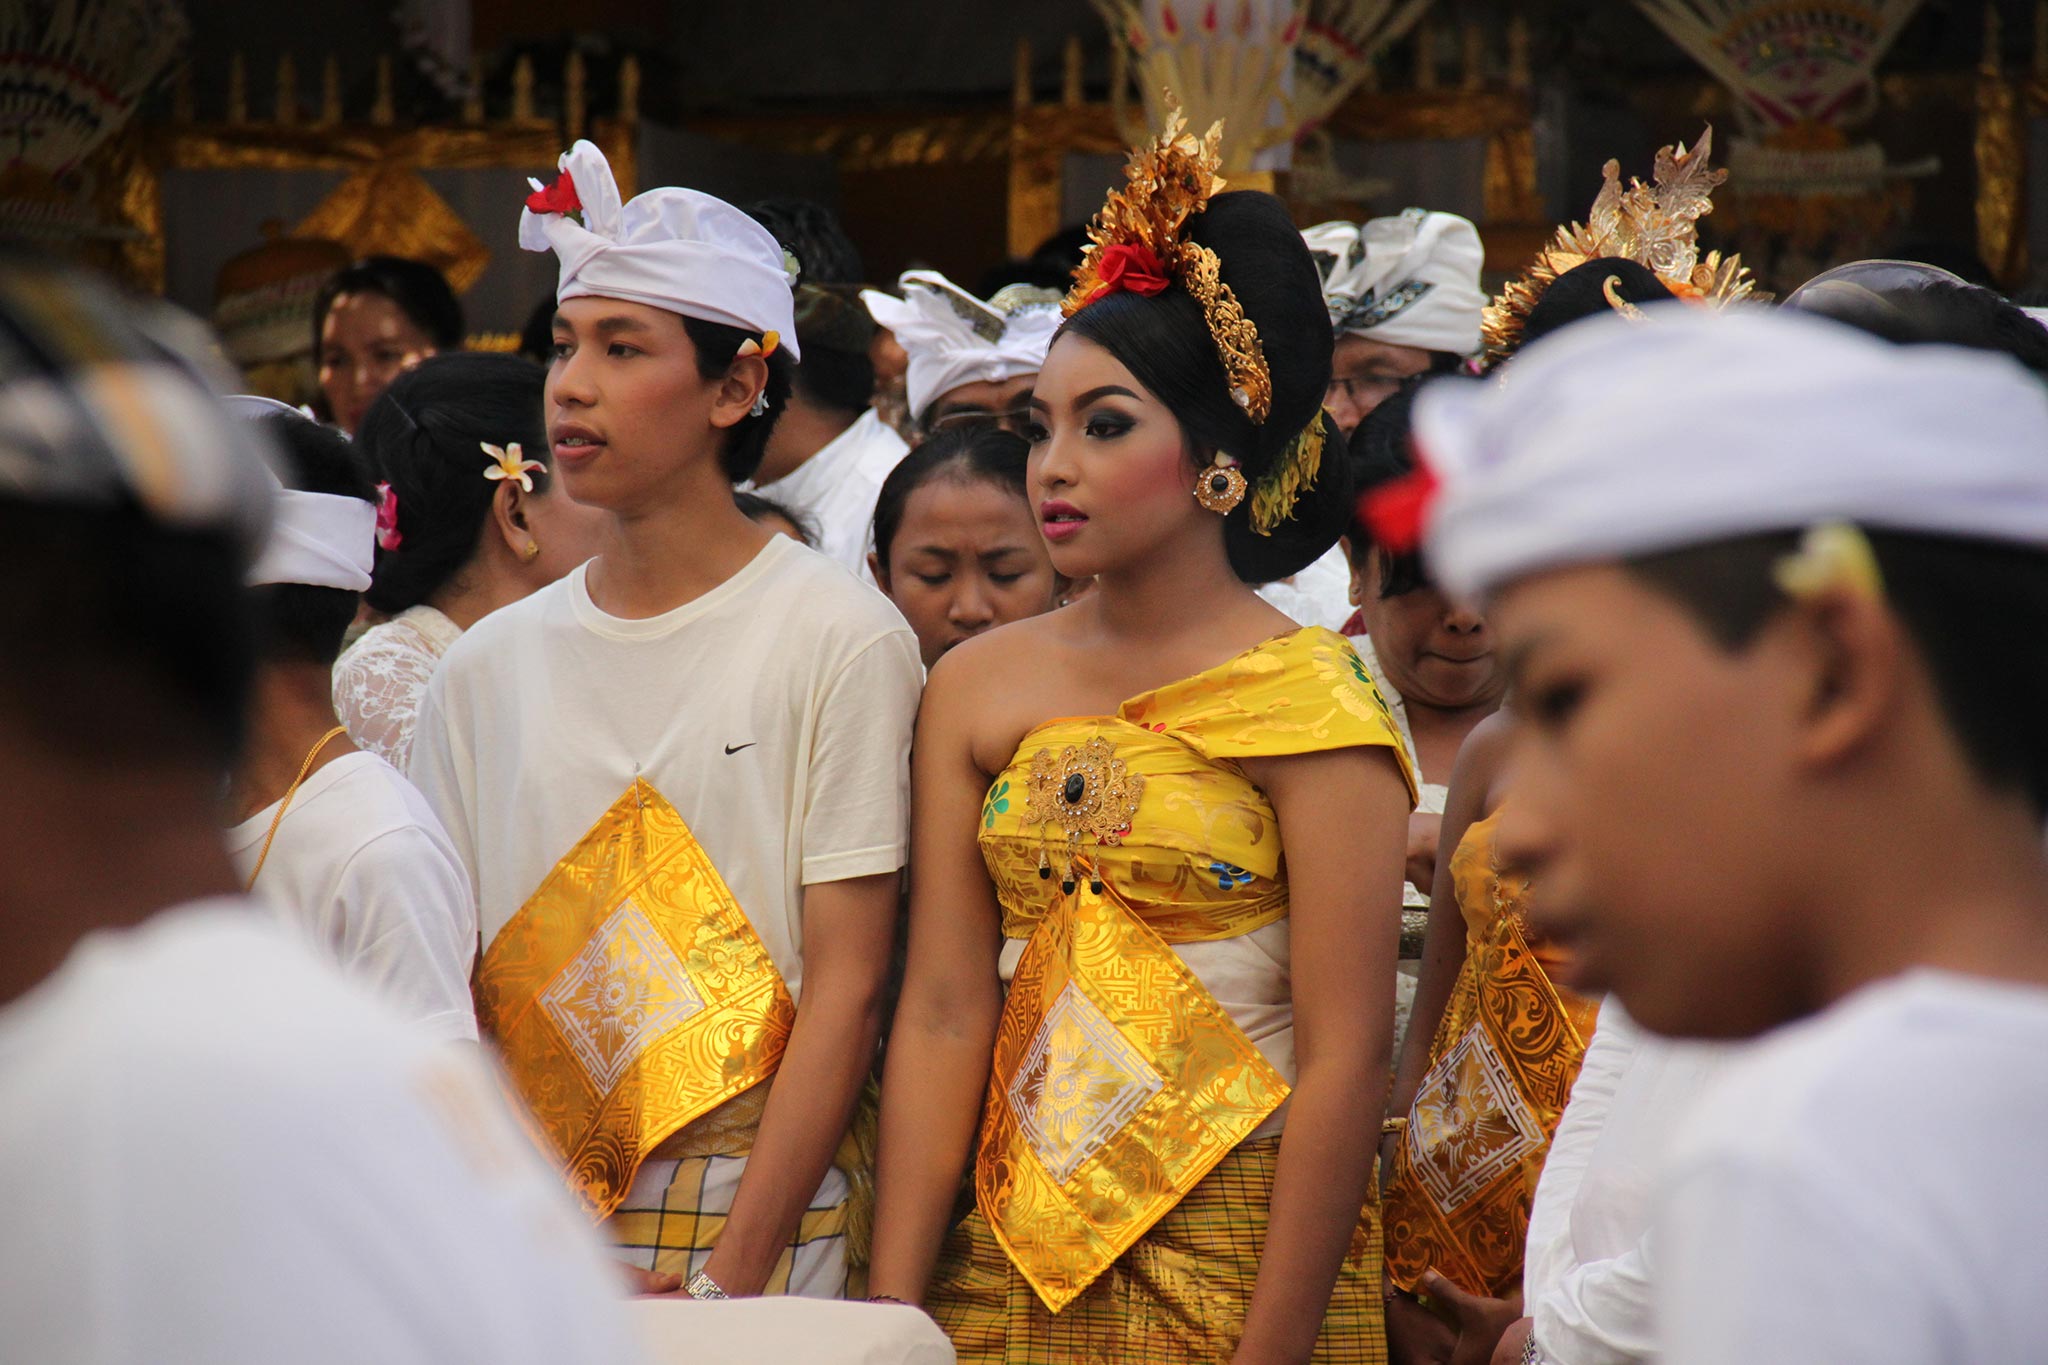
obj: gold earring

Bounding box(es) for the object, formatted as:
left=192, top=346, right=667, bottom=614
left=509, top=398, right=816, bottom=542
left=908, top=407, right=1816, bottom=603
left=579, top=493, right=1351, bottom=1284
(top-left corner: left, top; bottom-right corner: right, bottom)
left=521, top=540, right=540, bottom=562
left=1193, top=453, right=1247, bottom=516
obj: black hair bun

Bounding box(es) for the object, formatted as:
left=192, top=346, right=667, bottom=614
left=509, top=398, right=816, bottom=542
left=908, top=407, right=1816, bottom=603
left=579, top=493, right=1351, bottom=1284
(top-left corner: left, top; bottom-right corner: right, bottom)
left=1521, top=257, right=1675, bottom=349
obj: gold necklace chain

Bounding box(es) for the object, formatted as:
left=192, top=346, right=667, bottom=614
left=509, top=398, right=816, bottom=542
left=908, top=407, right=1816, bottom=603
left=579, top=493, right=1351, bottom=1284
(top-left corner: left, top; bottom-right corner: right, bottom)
left=245, top=725, right=349, bottom=891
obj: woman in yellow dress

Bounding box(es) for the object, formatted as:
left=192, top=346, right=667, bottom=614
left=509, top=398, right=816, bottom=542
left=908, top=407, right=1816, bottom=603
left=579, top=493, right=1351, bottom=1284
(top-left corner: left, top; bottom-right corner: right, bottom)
left=869, top=116, right=1416, bottom=1364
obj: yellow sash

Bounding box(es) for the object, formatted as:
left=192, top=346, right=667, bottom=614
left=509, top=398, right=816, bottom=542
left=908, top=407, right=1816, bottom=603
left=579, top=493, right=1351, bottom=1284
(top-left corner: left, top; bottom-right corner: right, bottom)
left=475, top=779, right=795, bottom=1218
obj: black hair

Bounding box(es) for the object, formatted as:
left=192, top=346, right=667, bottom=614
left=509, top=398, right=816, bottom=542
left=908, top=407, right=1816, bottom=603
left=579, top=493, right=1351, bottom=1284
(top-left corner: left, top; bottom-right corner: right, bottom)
left=1795, top=280, right=2048, bottom=378
left=790, top=283, right=877, bottom=416
left=312, top=256, right=465, bottom=358
left=0, top=498, right=253, bottom=766
left=1629, top=530, right=2048, bottom=814
left=1343, top=376, right=1439, bottom=598
left=254, top=411, right=373, bottom=667
left=1058, top=191, right=1349, bottom=583
left=743, top=198, right=864, bottom=285
left=681, top=316, right=794, bottom=483
left=734, top=490, right=816, bottom=546
left=1520, top=258, right=1675, bottom=351
left=355, top=352, right=550, bottom=616
left=871, top=424, right=1029, bottom=570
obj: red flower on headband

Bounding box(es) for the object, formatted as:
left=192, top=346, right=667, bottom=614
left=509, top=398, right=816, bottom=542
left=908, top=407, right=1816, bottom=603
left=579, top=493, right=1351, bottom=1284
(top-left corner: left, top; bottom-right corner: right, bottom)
left=1358, top=452, right=1440, bottom=555
left=525, top=171, right=581, bottom=216
left=375, top=482, right=403, bottom=551
left=1087, top=243, right=1171, bottom=304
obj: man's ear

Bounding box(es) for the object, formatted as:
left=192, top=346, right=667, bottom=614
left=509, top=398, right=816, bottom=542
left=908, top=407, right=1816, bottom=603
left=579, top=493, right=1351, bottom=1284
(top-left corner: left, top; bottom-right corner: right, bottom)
left=1788, top=588, right=1904, bottom=773
left=710, top=352, right=770, bottom=432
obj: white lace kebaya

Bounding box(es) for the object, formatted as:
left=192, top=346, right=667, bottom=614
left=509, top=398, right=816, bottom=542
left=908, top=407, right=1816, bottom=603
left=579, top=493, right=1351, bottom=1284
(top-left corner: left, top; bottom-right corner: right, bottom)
left=332, top=605, right=465, bottom=773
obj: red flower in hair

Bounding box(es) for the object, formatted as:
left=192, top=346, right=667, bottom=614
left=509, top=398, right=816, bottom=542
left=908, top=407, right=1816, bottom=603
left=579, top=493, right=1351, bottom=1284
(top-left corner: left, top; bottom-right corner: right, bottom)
left=1088, top=242, right=1171, bottom=304
left=525, top=171, right=581, bottom=216
left=1358, top=455, right=1440, bottom=555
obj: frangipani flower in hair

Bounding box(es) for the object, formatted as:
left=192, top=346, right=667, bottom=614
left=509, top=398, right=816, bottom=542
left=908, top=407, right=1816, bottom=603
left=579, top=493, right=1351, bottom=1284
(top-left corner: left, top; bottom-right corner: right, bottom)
left=482, top=442, right=545, bottom=493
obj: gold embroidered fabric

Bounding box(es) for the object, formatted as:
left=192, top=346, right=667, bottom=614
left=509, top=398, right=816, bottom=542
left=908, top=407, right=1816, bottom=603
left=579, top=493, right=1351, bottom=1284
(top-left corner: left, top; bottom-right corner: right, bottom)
left=1380, top=807, right=1600, bottom=1296
left=475, top=779, right=796, bottom=1220
left=970, top=627, right=1416, bottom=1313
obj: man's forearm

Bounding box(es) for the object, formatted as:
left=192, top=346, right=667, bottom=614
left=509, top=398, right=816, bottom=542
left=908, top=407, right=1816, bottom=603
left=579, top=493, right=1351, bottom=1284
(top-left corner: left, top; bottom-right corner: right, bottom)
left=702, top=982, right=883, bottom=1295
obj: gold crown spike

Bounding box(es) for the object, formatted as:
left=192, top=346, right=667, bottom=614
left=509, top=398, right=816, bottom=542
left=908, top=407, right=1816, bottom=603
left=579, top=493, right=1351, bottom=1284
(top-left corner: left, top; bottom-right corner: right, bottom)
left=1482, top=126, right=1765, bottom=360
left=1066, top=111, right=1275, bottom=425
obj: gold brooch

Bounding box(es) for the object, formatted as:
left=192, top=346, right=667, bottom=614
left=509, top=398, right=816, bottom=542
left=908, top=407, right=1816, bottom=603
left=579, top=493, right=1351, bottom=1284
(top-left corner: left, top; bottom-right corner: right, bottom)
left=1025, top=736, right=1144, bottom=895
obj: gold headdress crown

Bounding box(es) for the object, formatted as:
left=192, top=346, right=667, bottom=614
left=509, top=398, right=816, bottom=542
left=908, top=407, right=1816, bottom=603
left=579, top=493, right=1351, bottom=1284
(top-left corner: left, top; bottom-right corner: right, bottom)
left=1066, top=111, right=1327, bottom=534
left=1483, top=127, right=1764, bottom=360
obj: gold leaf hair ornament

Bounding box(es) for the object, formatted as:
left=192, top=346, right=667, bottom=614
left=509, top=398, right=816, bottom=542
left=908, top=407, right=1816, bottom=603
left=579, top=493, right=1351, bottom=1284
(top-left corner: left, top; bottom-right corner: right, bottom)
left=1483, top=127, right=1765, bottom=361
left=1064, top=110, right=1274, bottom=426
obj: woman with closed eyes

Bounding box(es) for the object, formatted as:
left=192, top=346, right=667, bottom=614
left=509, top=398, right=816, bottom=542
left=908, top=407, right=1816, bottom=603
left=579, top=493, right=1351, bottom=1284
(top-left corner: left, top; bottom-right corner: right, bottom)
left=869, top=117, right=1416, bottom=1365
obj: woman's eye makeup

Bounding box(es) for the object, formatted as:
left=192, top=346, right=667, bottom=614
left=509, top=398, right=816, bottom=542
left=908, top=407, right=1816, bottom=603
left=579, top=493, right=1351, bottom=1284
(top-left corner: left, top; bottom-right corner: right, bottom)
left=1083, top=411, right=1134, bottom=439
left=1021, top=421, right=1050, bottom=444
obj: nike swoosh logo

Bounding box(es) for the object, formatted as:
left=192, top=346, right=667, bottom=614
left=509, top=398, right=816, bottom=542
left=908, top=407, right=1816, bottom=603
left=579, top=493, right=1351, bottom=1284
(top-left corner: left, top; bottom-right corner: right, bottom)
left=723, top=742, right=756, bottom=756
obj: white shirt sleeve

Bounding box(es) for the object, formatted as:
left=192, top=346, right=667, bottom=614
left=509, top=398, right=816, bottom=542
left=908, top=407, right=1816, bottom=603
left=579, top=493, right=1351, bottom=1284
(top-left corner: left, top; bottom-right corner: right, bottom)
left=1526, top=1006, right=1658, bottom=1365
left=799, top=629, right=922, bottom=885
left=333, top=826, right=480, bottom=1043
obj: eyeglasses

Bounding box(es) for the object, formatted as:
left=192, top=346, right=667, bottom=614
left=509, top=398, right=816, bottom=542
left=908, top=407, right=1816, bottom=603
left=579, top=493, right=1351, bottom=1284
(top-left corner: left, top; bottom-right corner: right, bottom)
left=1326, top=374, right=1403, bottom=407
left=925, top=405, right=1036, bottom=438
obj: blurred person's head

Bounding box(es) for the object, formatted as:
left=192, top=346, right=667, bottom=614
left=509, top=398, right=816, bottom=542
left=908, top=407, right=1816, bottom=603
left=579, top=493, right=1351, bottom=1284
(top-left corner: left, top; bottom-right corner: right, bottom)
left=742, top=197, right=864, bottom=285
left=754, top=283, right=879, bottom=485
left=313, top=256, right=464, bottom=435
left=0, top=259, right=277, bottom=997
left=1785, top=262, right=2048, bottom=378
left=869, top=425, right=1059, bottom=667
left=355, top=352, right=610, bottom=627
left=1413, top=308, right=2048, bottom=1041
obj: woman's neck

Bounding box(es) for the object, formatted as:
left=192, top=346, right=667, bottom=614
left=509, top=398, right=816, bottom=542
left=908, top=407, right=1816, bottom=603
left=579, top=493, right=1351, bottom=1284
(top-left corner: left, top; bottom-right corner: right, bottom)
left=586, top=464, right=774, bottom=620
left=431, top=563, right=526, bottom=632
left=1091, top=522, right=1261, bottom=652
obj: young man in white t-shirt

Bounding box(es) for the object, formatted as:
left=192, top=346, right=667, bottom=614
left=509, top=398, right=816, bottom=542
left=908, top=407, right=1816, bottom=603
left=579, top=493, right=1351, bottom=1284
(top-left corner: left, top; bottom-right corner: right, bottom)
left=1404, top=309, right=2048, bottom=1364
left=0, top=264, right=641, bottom=1364
left=410, top=141, right=921, bottom=1301
left=225, top=407, right=477, bottom=1042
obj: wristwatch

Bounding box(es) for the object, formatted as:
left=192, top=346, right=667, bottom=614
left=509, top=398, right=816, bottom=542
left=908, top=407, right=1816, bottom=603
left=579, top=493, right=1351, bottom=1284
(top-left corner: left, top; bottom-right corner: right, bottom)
left=685, top=1269, right=729, bottom=1301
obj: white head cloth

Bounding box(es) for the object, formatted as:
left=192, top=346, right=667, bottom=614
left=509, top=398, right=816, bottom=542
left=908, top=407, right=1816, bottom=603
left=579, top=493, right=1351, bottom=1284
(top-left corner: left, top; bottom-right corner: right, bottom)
left=1415, top=306, right=2048, bottom=601
left=1303, top=210, right=1488, bottom=356
left=227, top=395, right=377, bottom=591
left=519, top=140, right=801, bottom=360
left=861, top=271, right=1060, bottom=419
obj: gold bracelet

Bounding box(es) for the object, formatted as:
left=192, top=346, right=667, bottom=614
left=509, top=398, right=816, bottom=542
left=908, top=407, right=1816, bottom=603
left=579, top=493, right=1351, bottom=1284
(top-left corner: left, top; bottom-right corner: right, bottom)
left=1381, top=1116, right=1410, bottom=1137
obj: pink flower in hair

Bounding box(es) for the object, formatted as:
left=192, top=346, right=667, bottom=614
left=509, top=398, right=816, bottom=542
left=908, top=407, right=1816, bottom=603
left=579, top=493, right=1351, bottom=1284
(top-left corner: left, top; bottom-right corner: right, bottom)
left=375, top=482, right=403, bottom=551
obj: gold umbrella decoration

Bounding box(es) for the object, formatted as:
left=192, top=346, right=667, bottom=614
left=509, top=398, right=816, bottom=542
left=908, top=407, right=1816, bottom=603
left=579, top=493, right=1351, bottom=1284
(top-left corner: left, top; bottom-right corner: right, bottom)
left=0, top=0, right=188, bottom=238
left=1095, top=0, right=1435, bottom=176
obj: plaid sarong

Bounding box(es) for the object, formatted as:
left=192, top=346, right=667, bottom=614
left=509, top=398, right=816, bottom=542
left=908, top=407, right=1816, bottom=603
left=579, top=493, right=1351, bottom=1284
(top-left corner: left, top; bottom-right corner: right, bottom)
left=606, top=1081, right=875, bottom=1298
left=930, top=1137, right=1387, bottom=1364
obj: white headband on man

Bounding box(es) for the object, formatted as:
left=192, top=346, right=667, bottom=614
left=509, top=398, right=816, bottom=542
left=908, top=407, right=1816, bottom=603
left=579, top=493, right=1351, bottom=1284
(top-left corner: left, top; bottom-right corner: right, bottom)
left=1303, top=210, right=1488, bottom=356
left=227, top=395, right=377, bottom=592
left=861, top=271, right=1060, bottom=419
left=519, top=140, right=800, bottom=359
left=1413, top=307, right=2048, bottom=601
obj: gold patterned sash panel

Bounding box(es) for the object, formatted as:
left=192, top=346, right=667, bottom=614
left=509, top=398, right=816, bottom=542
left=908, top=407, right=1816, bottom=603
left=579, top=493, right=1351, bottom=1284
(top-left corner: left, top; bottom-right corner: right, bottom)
left=1380, top=807, right=1601, bottom=1296
left=978, top=877, right=1290, bottom=1313
left=475, top=778, right=796, bottom=1219
left=971, top=628, right=1416, bottom=1312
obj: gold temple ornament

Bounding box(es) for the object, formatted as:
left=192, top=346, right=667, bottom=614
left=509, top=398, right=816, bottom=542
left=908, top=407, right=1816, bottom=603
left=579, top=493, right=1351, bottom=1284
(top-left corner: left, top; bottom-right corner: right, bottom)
left=1025, top=736, right=1145, bottom=896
